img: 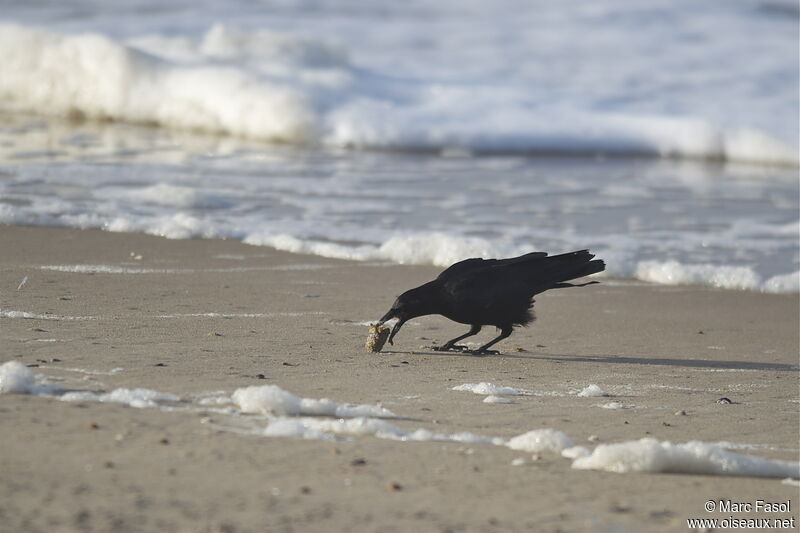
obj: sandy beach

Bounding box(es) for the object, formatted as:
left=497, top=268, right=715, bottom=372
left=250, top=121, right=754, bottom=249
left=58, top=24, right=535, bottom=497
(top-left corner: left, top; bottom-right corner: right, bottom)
left=1, top=225, right=798, bottom=533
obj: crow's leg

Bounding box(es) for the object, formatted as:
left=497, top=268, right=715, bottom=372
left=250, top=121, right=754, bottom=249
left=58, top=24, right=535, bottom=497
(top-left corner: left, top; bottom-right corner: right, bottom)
left=470, top=325, right=513, bottom=355
left=433, top=325, right=481, bottom=352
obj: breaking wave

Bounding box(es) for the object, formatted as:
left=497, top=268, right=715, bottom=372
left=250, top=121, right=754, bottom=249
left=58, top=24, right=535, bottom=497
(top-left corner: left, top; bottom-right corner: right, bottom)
left=1, top=23, right=796, bottom=166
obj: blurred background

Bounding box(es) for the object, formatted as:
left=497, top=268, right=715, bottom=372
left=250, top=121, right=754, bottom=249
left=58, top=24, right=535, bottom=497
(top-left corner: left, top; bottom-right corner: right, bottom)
left=0, top=0, right=798, bottom=291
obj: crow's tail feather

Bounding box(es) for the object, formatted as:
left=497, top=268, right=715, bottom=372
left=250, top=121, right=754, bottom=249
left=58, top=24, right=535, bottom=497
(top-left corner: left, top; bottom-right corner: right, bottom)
left=547, top=251, right=605, bottom=282
left=565, top=258, right=605, bottom=281
left=520, top=250, right=605, bottom=292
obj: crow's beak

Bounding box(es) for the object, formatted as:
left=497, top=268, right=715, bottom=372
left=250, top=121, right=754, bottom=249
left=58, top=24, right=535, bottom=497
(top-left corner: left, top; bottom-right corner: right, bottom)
left=377, top=309, right=396, bottom=326
left=386, top=318, right=406, bottom=345
left=377, top=309, right=404, bottom=345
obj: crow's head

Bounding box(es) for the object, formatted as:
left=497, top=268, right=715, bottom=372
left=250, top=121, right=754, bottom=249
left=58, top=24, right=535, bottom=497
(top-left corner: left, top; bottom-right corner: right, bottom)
left=377, top=283, right=437, bottom=345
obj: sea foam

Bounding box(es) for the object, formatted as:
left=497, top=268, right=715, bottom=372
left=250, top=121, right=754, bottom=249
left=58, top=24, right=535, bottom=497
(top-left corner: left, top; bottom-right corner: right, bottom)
left=0, top=360, right=178, bottom=408
left=0, top=24, right=313, bottom=144
left=0, top=23, right=796, bottom=166
left=0, top=361, right=40, bottom=394
left=576, top=384, right=610, bottom=398
left=595, top=402, right=630, bottom=410
left=263, top=416, right=403, bottom=441
left=0, top=309, right=96, bottom=321
left=243, top=232, right=514, bottom=269
left=0, top=5, right=798, bottom=296
left=483, top=395, right=513, bottom=404
left=60, top=388, right=180, bottom=409
left=507, top=429, right=576, bottom=453
left=244, top=233, right=800, bottom=294
left=571, top=438, right=800, bottom=479
left=231, top=385, right=396, bottom=418
left=452, top=382, right=528, bottom=396
left=4, top=362, right=797, bottom=479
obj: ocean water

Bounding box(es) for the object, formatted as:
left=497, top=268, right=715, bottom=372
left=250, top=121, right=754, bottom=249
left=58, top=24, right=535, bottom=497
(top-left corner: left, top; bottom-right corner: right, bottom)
left=0, top=0, right=798, bottom=292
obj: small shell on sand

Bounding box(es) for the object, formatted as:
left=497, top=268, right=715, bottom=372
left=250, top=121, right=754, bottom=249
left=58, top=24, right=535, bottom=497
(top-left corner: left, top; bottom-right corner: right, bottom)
left=365, top=324, right=390, bottom=353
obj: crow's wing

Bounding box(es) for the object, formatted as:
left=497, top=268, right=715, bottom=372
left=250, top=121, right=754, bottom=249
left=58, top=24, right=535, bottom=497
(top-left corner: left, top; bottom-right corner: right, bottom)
left=437, top=252, right=548, bottom=281
left=440, top=267, right=535, bottom=326
left=476, top=250, right=602, bottom=294
left=436, top=258, right=488, bottom=281
left=441, top=250, right=600, bottom=307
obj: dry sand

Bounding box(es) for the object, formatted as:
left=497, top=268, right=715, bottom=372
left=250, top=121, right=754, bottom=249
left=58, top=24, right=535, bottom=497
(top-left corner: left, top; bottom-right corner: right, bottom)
left=1, top=225, right=798, bottom=533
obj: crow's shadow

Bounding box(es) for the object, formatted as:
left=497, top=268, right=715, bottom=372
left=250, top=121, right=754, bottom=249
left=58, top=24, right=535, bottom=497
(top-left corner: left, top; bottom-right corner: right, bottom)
left=380, top=349, right=799, bottom=372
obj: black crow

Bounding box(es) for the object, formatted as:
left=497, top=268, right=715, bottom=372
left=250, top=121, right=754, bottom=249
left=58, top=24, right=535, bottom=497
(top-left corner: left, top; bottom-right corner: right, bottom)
left=377, top=250, right=605, bottom=355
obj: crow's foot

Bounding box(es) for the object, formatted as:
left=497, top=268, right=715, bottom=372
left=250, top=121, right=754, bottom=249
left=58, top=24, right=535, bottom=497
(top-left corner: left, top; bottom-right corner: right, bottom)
left=468, top=348, right=499, bottom=356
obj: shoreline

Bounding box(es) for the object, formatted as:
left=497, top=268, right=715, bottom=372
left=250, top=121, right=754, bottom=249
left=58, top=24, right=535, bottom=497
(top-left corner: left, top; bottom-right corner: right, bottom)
left=1, top=225, right=798, bottom=532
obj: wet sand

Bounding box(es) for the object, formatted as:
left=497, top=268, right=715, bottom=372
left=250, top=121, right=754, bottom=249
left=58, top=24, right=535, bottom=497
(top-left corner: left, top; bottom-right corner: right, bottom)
left=1, top=225, right=798, bottom=532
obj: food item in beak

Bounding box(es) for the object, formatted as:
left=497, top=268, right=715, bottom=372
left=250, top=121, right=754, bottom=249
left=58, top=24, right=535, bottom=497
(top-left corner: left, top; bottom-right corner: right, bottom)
left=365, top=323, right=391, bottom=353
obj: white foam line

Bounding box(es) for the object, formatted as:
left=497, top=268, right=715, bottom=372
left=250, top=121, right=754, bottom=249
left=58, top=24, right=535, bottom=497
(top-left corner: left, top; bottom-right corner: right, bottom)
left=451, top=382, right=568, bottom=398
left=335, top=319, right=419, bottom=327
left=39, top=264, right=193, bottom=274
left=641, top=383, right=769, bottom=393
left=576, top=384, right=612, bottom=397
left=2, top=309, right=324, bottom=322
left=45, top=367, right=124, bottom=376
left=212, top=265, right=339, bottom=273
left=269, top=264, right=340, bottom=271
left=0, top=309, right=97, bottom=321
left=59, top=388, right=182, bottom=409
left=155, top=311, right=327, bottom=318
left=253, top=418, right=800, bottom=478
left=0, top=361, right=181, bottom=409
left=483, top=395, right=513, bottom=404
left=260, top=416, right=508, bottom=445
left=692, top=368, right=761, bottom=373
left=207, top=422, right=264, bottom=436
left=232, top=384, right=397, bottom=418
left=594, top=402, right=633, bottom=409
left=452, top=382, right=530, bottom=396
left=571, top=438, right=799, bottom=478
left=0, top=362, right=63, bottom=395
left=192, top=392, right=234, bottom=406
left=39, top=264, right=340, bottom=274
left=4, top=363, right=797, bottom=480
